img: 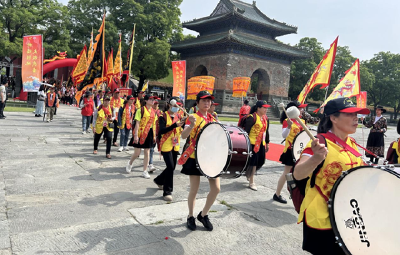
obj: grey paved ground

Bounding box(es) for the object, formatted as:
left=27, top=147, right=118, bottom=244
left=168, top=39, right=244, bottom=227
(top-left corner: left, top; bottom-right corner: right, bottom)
left=0, top=105, right=398, bottom=255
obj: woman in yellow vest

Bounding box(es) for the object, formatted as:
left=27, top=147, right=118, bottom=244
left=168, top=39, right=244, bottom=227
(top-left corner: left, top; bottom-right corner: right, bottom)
left=386, top=119, right=400, bottom=164
left=180, top=90, right=219, bottom=232
left=126, top=94, right=158, bottom=179
left=118, top=95, right=135, bottom=152
left=274, top=101, right=308, bottom=203
left=153, top=97, right=186, bottom=201
left=294, top=98, right=369, bottom=255
left=93, top=96, right=114, bottom=159
left=244, top=100, right=271, bottom=191
left=207, top=101, right=219, bottom=121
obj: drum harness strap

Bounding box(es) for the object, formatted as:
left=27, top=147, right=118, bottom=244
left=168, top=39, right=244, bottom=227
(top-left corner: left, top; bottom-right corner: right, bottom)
left=178, top=119, right=204, bottom=165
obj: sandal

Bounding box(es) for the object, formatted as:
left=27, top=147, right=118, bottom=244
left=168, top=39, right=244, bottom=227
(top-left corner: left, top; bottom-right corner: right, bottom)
left=106, top=154, right=111, bottom=159
left=93, top=150, right=98, bottom=154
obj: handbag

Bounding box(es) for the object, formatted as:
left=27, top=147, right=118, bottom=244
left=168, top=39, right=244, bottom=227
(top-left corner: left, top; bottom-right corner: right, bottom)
left=108, top=122, right=114, bottom=129
left=38, top=95, right=45, bottom=101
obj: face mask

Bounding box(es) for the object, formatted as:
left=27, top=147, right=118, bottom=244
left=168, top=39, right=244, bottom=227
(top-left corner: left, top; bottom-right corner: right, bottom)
left=171, top=107, right=179, bottom=113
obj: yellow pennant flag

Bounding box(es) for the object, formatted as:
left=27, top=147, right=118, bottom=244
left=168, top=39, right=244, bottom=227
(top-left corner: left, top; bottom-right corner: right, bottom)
left=106, top=49, right=114, bottom=82
left=128, top=24, right=136, bottom=76
left=72, top=45, right=88, bottom=85
left=297, top=37, right=338, bottom=104
left=114, top=34, right=122, bottom=77
left=142, top=81, right=148, bottom=92
left=318, top=59, right=360, bottom=110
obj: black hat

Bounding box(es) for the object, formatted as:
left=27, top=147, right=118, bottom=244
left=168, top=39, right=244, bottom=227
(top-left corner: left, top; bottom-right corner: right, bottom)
left=286, top=101, right=308, bottom=109
left=376, top=105, right=387, bottom=113
left=113, top=88, right=120, bottom=93
left=144, top=94, right=160, bottom=101
left=168, top=96, right=183, bottom=106
left=255, top=100, right=271, bottom=108
left=127, top=95, right=134, bottom=101
left=196, top=90, right=214, bottom=101
left=324, top=98, right=370, bottom=116
left=103, top=96, right=111, bottom=101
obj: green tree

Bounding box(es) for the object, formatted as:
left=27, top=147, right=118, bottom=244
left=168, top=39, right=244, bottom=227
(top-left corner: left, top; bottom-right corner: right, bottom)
left=289, top=37, right=324, bottom=101
left=0, top=0, right=71, bottom=57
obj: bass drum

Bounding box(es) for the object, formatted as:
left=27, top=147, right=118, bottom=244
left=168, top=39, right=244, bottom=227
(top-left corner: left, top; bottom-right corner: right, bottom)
left=292, top=129, right=317, bottom=162
left=329, top=166, right=400, bottom=254
left=195, top=123, right=251, bottom=178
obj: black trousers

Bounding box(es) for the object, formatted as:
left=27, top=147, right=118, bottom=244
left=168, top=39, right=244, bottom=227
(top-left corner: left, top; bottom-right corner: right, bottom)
left=154, top=150, right=178, bottom=196
left=113, top=119, right=119, bottom=143
left=0, top=101, right=4, bottom=117
left=302, top=223, right=345, bottom=255
left=94, top=127, right=112, bottom=154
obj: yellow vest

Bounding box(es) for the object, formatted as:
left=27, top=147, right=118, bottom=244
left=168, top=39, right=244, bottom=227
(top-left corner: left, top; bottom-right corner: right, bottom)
left=283, top=118, right=304, bottom=153
left=135, top=98, right=141, bottom=109
left=95, top=105, right=113, bottom=134
left=161, top=112, right=182, bottom=152
left=111, top=97, right=124, bottom=109
left=137, top=106, right=157, bottom=138
left=248, top=114, right=267, bottom=146
left=298, top=136, right=364, bottom=229
left=188, top=113, right=215, bottom=159
left=120, top=105, right=134, bottom=129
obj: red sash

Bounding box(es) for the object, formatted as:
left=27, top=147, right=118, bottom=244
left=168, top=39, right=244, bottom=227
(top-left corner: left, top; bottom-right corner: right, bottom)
left=125, top=105, right=134, bottom=130
left=253, top=115, right=268, bottom=153
left=139, top=107, right=155, bottom=145
left=159, top=112, right=179, bottom=151
left=178, top=112, right=213, bottom=165
left=111, top=97, right=121, bottom=109
left=322, top=132, right=362, bottom=158
left=47, top=92, right=56, bottom=106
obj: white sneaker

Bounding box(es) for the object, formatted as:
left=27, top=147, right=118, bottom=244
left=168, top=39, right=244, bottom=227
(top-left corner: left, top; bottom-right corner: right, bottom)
left=118, top=147, right=123, bottom=152
left=148, top=164, right=157, bottom=173
left=126, top=161, right=132, bottom=173
left=123, top=147, right=130, bottom=151
left=142, top=171, right=150, bottom=179
left=82, top=131, right=86, bottom=134
left=87, top=129, right=91, bottom=133
left=46, top=120, right=50, bottom=122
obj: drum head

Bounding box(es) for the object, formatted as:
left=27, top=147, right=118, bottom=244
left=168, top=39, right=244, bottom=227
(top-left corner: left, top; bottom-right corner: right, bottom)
left=292, top=130, right=317, bottom=161
left=196, top=123, right=230, bottom=178
left=330, top=166, right=400, bottom=254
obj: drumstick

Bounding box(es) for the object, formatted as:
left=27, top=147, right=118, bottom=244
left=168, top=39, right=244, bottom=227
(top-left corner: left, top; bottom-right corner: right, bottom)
left=286, top=106, right=315, bottom=140
left=170, top=99, right=189, bottom=117
left=278, top=102, right=293, bottom=126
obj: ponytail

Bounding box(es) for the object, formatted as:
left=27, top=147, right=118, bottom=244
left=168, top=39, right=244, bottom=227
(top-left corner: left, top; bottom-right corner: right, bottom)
left=249, top=105, right=258, bottom=114
left=317, top=112, right=340, bottom=134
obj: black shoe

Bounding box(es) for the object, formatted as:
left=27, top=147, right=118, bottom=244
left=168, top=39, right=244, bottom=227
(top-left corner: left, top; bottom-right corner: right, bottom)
left=273, top=194, right=287, bottom=204
left=187, top=216, right=196, bottom=231
left=35, top=114, right=38, bottom=117
left=0, top=117, right=4, bottom=119
left=197, top=211, right=213, bottom=231
left=38, top=114, right=42, bottom=117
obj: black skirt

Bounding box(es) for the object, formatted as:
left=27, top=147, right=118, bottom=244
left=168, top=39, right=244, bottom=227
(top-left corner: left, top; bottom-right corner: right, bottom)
left=279, top=148, right=295, bottom=166
left=302, top=222, right=345, bottom=255
left=366, top=132, right=385, bottom=157
left=181, top=158, right=203, bottom=176
left=130, top=128, right=154, bottom=149
left=249, top=144, right=266, bottom=169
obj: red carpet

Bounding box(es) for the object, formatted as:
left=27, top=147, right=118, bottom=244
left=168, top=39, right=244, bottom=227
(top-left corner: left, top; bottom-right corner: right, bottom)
left=266, top=143, right=284, bottom=163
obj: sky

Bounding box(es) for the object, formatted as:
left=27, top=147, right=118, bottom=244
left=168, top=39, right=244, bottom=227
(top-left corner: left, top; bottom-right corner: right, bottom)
left=59, top=0, right=399, bottom=60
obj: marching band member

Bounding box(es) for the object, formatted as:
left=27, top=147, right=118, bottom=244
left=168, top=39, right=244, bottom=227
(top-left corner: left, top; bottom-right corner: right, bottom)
left=118, top=95, right=135, bottom=152
left=110, top=89, right=124, bottom=147
left=208, top=101, right=219, bottom=121
left=295, top=98, right=369, bottom=255
left=93, top=96, right=114, bottom=159
left=179, top=90, right=219, bottom=231
left=386, top=119, right=400, bottom=164
left=361, top=106, right=387, bottom=164
left=238, top=99, right=250, bottom=126
left=148, top=100, right=163, bottom=172
left=126, top=94, right=158, bottom=179
left=135, top=91, right=144, bottom=109
left=153, top=97, right=185, bottom=201
left=244, top=100, right=270, bottom=191
left=274, top=101, right=308, bottom=203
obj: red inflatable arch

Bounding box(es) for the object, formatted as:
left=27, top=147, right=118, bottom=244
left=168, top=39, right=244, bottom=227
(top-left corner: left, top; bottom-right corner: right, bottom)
left=43, top=58, right=77, bottom=75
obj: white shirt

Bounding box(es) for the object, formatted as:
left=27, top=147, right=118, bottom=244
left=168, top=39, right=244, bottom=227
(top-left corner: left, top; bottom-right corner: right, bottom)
left=374, top=116, right=382, bottom=124
left=0, top=85, right=6, bottom=101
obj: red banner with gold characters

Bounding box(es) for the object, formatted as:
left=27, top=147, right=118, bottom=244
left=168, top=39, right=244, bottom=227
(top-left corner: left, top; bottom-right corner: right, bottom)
left=22, top=35, right=43, bottom=92
left=172, top=61, right=186, bottom=101
left=119, top=88, right=132, bottom=98
left=357, top=91, right=367, bottom=108
left=232, top=77, right=251, bottom=97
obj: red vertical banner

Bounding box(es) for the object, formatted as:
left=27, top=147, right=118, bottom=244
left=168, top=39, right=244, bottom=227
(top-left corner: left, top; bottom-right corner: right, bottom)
left=172, top=60, right=186, bottom=102
left=357, top=91, right=367, bottom=108
left=22, top=35, right=43, bottom=92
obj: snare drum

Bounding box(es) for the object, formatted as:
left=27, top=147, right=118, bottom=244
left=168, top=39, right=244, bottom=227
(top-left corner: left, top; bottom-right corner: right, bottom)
left=195, top=123, right=251, bottom=178
left=292, top=130, right=317, bottom=161
left=329, top=166, right=400, bottom=254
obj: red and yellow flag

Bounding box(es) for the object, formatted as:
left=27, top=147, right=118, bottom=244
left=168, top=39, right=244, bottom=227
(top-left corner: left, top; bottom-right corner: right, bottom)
left=357, top=91, right=367, bottom=109
left=319, top=59, right=360, bottom=109
left=72, top=45, right=88, bottom=85
left=297, top=37, right=338, bottom=104
left=114, top=34, right=122, bottom=78
left=22, top=35, right=43, bottom=92
left=232, top=77, right=251, bottom=97
left=106, top=49, right=114, bottom=83
left=172, top=60, right=186, bottom=99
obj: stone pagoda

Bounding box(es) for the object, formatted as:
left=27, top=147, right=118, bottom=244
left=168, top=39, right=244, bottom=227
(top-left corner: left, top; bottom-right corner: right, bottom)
left=171, top=0, right=310, bottom=114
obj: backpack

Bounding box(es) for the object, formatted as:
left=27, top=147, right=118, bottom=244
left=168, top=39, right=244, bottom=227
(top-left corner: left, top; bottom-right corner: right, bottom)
left=238, top=113, right=256, bottom=129
left=287, top=134, right=326, bottom=213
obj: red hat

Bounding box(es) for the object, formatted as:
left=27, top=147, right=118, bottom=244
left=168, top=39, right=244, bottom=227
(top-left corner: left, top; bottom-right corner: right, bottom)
left=324, top=98, right=370, bottom=115
left=196, top=90, right=215, bottom=101
left=139, top=91, right=145, bottom=94
left=256, top=100, right=271, bottom=108
left=212, top=102, right=220, bottom=106
left=298, top=103, right=308, bottom=108
left=113, top=88, right=120, bottom=93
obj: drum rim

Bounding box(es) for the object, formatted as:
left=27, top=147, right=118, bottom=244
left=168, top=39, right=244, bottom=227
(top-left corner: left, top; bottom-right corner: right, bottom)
left=328, top=165, right=400, bottom=254
left=291, top=130, right=317, bottom=162
left=234, top=126, right=251, bottom=178
left=195, top=122, right=232, bottom=179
